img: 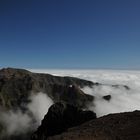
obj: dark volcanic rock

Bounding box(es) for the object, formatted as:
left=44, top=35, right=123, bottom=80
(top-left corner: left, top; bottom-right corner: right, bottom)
left=0, top=68, right=94, bottom=109
left=103, top=95, right=111, bottom=101
left=47, top=110, right=140, bottom=140
left=50, top=84, right=94, bottom=108
left=124, top=85, right=130, bottom=90
left=112, top=84, right=130, bottom=90
left=31, top=102, right=96, bottom=140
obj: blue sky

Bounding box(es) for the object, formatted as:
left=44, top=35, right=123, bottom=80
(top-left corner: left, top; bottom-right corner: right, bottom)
left=0, top=0, right=140, bottom=69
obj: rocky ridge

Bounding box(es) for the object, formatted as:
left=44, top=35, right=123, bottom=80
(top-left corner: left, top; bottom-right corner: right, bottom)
left=0, top=68, right=94, bottom=109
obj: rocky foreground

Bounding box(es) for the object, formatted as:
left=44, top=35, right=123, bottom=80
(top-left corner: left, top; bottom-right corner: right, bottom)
left=31, top=102, right=96, bottom=140
left=33, top=105, right=140, bottom=140
left=0, top=68, right=139, bottom=140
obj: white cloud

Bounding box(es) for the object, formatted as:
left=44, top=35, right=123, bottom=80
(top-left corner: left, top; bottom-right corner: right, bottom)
left=0, top=110, right=32, bottom=135
left=28, top=92, right=53, bottom=124
left=31, top=69, right=140, bottom=117
left=1, top=69, right=140, bottom=136
left=0, top=92, right=53, bottom=136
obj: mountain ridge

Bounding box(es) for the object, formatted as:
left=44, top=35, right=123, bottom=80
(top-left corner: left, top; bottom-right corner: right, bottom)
left=0, top=67, right=94, bottom=109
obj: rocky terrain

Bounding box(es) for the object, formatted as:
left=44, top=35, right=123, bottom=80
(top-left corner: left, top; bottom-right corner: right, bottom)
left=46, top=110, right=140, bottom=140
left=0, top=67, right=138, bottom=140
left=0, top=68, right=129, bottom=110
left=30, top=102, right=140, bottom=140
left=31, top=102, right=96, bottom=140
left=0, top=68, right=95, bottom=140
left=0, top=68, right=94, bottom=109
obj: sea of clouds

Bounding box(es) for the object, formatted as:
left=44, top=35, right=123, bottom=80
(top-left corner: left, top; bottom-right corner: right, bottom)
left=1, top=69, right=140, bottom=136
left=31, top=69, right=140, bottom=117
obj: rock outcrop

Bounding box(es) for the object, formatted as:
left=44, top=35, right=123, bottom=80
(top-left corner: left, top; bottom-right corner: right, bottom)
left=103, top=95, right=111, bottom=101
left=46, top=110, right=140, bottom=140
left=31, top=102, right=96, bottom=140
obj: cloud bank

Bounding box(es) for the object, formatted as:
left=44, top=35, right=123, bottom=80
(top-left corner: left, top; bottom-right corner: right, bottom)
left=31, top=69, right=140, bottom=117
left=1, top=69, right=140, bottom=136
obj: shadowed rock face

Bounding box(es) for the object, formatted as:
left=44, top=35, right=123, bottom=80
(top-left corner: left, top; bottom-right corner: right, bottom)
left=0, top=68, right=94, bottom=109
left=47, top=110, right=140, bottom=140
left=31, top=102, right=96, bottom=140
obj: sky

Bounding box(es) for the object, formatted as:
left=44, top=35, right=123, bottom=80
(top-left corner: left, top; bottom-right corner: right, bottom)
left=0, top=0, right=140, bottom=69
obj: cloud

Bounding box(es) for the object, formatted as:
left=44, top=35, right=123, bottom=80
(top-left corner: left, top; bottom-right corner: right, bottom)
left=28, top=92, right=53, bottom=124
left=31, top=69, right=140, bottom=117
left=0, top=110, right=32, bottom=135
left=1, top=69, right=140, bottom=136
left=0, top=92, right=53, bottom=136
left=82, top=85, right=140, bottom=117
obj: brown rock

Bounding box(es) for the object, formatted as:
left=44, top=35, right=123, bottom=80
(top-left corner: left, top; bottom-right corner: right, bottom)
left=48, top=110, right=140, bottom=140
left=31, top=102, right=96, bottom=140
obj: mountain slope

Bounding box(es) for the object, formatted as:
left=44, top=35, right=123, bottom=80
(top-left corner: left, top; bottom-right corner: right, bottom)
left=0, top=68, right=94, bottom=109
